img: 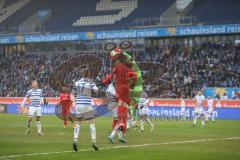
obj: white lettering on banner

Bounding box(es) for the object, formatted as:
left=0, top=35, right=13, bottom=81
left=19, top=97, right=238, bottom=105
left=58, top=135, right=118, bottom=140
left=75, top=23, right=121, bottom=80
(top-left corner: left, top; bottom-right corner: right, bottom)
left=42, top=107, right=55, bottom=114
left=96, top=30, right=137, bottom=39
left=0, top=38, right=10, bottom=44
left=179, top=26, right=227, bottom=35
left=73, top=0, right=138, bottom=26
left=227, top=24, right=240, bottom=33
left=137, top=30, right=158, bottom=37
left=0, top=0, right=31, bottom=24
left=60, top=34, right=78, bottom=41
left=149, top=108, right=218, bottom=119
left=25, top=35, right=60, bottom=42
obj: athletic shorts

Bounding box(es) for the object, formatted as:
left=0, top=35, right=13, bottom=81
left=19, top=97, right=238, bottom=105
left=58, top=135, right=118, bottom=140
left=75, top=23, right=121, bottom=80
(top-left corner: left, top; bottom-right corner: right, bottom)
left=28, top=106, right=42, bottom=117
left=116, top=85, right=130, bottom=105
left=139, top=107, right=149, bottom=116
left=62, top=105, right=71, bottom=116
left=208, top=108, right=214, bottom=114
left=76, top=104, right=94, bottom=120
left=195, top=107, right=204, bottom=115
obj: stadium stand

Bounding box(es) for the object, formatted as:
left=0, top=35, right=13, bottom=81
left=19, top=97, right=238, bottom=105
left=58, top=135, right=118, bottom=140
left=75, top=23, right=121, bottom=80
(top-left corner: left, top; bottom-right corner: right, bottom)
left=0, top=0, right=240, bottom=33
left=187, top=0, right=240, bottom=24
left=0, top=42, right=239, bottom=98
left=0, top=0, right=175, bottom=32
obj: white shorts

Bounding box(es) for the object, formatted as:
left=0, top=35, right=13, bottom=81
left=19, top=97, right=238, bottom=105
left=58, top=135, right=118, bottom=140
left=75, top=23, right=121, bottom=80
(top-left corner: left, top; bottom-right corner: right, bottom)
left=28, top=106, right=42, bottom=117
left=208, top=108, right=214, bottom=114
left=139, top=107, right=149, bottom=116
left=76, top=104, right=94, bottom=120
left=195, top=107, right=204, bottom=115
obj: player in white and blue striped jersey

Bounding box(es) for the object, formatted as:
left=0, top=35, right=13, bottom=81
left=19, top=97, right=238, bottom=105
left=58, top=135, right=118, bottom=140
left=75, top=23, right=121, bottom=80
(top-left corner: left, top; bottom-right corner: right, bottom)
left=138, top=92, right=154, bottom=132
left=20, top=80, right=44, bottom=135
left=70, top=68, right=99, bottom=152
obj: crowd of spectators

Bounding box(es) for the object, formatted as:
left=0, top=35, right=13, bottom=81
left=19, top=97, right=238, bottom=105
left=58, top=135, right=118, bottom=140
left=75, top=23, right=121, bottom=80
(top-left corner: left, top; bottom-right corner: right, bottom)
left=0, top=42, right=239, bottom=99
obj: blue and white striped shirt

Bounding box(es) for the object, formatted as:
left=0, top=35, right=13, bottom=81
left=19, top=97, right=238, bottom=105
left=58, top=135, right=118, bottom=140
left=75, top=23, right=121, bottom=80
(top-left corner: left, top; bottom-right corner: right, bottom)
left=74, top=78, right=98, bottom=105
left=138, top=97, right=149, bottom=108
left=23, top=89, right=43, bottom=107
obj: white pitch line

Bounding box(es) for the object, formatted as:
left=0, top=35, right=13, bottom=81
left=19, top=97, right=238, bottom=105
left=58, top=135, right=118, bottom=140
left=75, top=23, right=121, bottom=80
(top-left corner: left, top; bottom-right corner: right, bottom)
left=0, top=137, right=239, bottom=159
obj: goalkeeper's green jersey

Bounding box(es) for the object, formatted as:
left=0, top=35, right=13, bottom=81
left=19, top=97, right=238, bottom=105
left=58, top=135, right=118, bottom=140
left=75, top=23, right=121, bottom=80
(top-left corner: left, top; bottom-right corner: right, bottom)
left=123, top=52, right=144, bottom=86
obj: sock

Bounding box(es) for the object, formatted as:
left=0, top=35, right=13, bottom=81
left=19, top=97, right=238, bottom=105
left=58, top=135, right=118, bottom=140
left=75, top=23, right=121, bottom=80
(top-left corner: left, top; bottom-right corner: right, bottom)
left=212, top=114, right=215, bottom=121
left=27, top=120, right=32, bottom=128
left=146, top=118, right=153, bottom=127
left=110, top=125, right=118, bottom=138
left=193, top=116, right=197, bottom=124
left=90, top=124, right=96, bottom=143
left=140, top=119, right=144, bottom=131
left=74, top=124, right=80, bottom=142
left=206, top=115, right=209, bottom=121
left=127, top=119, right=131, bottom=129
left=64, top=120, right=67, bottom=126
left=35, top=121, right=41, bottom=133
left=131, top=120, right=136, bottom=128
left=117, top=131, right=123, bottom=140
left=201, top=117, right=205, bottom=127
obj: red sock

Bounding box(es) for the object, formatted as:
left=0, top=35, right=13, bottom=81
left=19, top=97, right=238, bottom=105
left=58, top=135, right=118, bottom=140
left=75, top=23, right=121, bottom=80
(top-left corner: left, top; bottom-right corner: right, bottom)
left=64, top=120, right=67, bottom=126
left=112, top=119, right=118, bottom=129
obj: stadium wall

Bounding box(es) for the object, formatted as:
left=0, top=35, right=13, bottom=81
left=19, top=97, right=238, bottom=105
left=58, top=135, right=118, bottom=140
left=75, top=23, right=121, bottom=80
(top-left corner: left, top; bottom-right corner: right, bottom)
left=0, top=97, right=239, bottom=120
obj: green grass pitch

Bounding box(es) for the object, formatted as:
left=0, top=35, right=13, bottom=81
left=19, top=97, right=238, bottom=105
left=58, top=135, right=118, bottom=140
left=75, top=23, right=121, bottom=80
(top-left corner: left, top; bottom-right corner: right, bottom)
left=0, top=114, right=240, bottom=160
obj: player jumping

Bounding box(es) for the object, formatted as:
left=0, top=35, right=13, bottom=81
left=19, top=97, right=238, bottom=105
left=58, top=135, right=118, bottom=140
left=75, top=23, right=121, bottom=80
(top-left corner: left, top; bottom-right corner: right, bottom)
left=123, top=52, right=144, bottom=130
left=106, top=48, right=137, bottom=143
left=20, top=80, right=44, bottom=136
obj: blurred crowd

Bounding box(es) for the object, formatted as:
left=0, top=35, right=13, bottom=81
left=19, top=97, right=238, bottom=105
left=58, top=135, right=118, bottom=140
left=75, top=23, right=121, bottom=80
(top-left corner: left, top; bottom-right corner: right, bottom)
left=0, top=42, right=239, bottom=99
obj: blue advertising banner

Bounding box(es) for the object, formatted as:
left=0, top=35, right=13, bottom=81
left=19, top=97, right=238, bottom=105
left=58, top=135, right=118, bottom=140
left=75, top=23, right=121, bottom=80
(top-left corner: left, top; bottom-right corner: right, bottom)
left=6, top=104, right=240, bottom=120
left=0, top=24, right=240, bottom=44
left=148, top=106, right=240, bottom=120
left=204, top=87, right=240, bottom=99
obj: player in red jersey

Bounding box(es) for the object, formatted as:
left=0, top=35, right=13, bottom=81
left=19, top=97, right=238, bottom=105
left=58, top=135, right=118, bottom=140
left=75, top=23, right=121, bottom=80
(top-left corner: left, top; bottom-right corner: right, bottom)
left=59, top=86, right=73, bottom=128
left=106, top=48, right=137, bottom=143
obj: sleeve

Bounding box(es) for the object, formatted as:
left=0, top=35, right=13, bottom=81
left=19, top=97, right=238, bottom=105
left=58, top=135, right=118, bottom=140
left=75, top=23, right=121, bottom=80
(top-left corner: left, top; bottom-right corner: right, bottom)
left=91, top=81, right=98, bottom=92
left=73, top=82, right=77, bottom=91
left=123, top=52, right=132, bottom=60
left=25, top=90, right=31, bottom=98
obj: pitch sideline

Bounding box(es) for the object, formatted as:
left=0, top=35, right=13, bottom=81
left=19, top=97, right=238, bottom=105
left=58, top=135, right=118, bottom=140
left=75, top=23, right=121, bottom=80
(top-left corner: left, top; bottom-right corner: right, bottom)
left=0, top=137, right=239, bottom=159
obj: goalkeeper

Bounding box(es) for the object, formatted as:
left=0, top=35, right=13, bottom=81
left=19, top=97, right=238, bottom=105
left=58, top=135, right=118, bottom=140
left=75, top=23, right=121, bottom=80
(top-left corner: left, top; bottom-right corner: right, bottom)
left=122, top=52, right=144, bottom=130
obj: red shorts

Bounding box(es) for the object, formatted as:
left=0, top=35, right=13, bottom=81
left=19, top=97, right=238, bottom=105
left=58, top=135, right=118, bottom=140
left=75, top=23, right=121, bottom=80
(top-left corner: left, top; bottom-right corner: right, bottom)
left=116, top=85, right=130, bottom=105
left=62, top=105, right=71, bottom=116
left=117, top=106, right=127, bottom=133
